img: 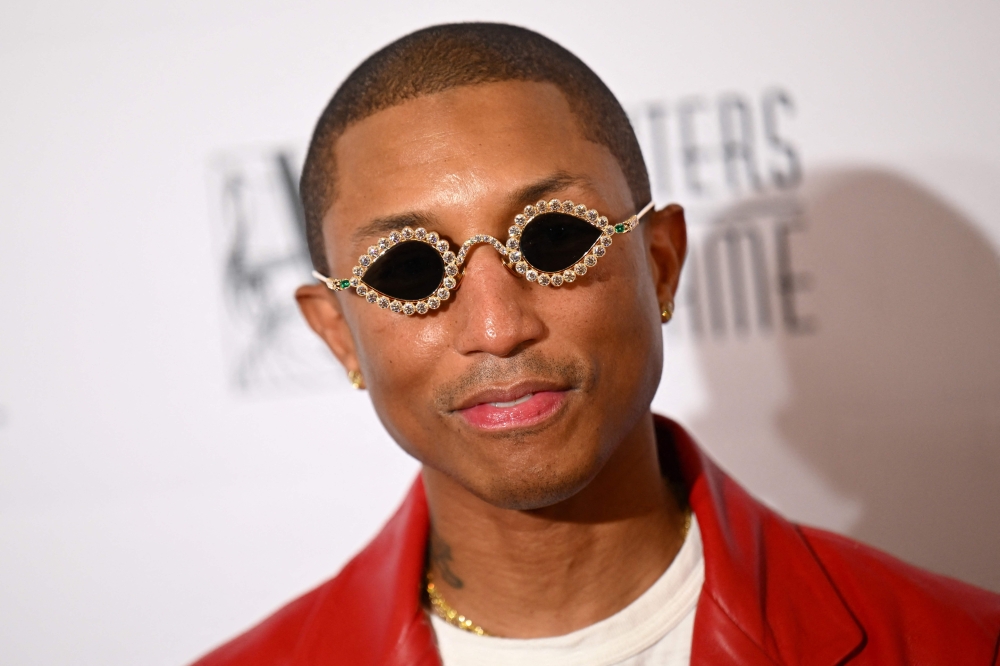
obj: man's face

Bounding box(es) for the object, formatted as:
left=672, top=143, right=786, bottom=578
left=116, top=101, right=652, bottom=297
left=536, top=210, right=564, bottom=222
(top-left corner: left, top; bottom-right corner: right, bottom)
left=301, top=81, right=683, bottom=510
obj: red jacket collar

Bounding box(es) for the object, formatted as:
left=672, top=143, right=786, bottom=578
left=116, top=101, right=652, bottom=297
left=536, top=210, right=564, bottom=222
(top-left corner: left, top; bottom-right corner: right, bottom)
left=291, top=416, right=864, bottom=665
left=662, top=417, right=864, bottom=664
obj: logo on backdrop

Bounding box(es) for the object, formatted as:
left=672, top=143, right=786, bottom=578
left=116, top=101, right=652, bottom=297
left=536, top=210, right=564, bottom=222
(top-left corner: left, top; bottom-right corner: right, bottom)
left=629, top=87, right=813, bottom=341
left=209, top=87, right=812, bottom=393
left=209, top=148, right=341, bottom=393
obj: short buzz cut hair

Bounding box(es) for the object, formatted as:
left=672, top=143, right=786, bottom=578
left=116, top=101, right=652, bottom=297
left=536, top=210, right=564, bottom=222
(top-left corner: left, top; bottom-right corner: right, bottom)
left=300, top=22, right=651, bottom=275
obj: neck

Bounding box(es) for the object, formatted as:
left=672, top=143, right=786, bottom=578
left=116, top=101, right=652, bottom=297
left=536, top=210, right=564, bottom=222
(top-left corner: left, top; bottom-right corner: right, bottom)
left=421, top=412, right=688, bottom=638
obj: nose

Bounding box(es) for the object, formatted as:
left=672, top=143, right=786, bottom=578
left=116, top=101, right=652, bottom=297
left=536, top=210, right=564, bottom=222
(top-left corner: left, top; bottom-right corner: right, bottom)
left=450, top=244, right=547, bottom=357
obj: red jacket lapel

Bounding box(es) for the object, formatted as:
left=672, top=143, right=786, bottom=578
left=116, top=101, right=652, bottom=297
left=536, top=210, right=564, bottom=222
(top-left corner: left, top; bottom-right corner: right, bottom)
left=290, top=478, right=441, bottom=666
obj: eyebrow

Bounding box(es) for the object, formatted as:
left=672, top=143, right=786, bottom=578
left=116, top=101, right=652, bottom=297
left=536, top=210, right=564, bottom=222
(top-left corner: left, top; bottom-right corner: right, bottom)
left=506, top=171, right=592, bottom=210
left=352, top=211, right=437, bottom=245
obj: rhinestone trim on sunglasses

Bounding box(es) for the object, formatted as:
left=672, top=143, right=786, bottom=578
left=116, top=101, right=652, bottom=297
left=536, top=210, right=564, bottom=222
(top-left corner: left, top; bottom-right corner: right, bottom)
left=312, top=199, right=654, bottom=315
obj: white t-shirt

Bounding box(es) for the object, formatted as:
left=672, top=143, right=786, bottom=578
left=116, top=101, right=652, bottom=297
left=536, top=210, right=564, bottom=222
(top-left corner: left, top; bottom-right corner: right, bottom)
left=429, top=516, right=704, bottom=666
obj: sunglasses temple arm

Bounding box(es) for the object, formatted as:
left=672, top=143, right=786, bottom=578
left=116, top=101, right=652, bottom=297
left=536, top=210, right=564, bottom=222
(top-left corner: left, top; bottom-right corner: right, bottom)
left=312, top=269, right=351, bottom=291
left=636, top=201, right=655, bottom=221
left=617, top=201, right=656, bottom=234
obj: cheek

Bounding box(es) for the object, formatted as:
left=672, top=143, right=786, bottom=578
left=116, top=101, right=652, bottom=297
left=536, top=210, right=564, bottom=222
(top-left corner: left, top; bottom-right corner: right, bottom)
left=557, top=238, right=658, bottom=338
left=617, top=231, right=660, bottom=300
left=351, top=309, right=451, bottom=404
left=552, top=238, right=663, bottom=396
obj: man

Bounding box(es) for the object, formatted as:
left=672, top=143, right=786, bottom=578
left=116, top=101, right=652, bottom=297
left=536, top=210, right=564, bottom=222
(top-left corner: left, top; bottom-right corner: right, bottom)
left=194, top=23, right=1000, bottom=665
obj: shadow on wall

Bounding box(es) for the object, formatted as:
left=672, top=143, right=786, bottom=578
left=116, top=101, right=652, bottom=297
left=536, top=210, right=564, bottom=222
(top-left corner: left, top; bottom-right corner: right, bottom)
left=690, top=167, right=1000, bottom=592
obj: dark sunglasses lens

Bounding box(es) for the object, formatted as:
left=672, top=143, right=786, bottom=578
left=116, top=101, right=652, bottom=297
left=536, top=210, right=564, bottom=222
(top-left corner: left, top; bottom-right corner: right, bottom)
left=361, top=240, right=445, bottom=301
left=519, top=212, right=603, bottom=273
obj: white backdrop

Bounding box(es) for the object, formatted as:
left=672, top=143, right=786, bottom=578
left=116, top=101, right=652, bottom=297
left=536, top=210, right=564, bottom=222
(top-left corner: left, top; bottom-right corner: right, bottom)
left=2, top=2, right=999, bottom=665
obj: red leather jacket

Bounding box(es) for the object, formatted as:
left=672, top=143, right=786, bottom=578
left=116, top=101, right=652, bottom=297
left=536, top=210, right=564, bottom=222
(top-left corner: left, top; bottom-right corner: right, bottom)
left=194, top=417, right=1000, bottom=665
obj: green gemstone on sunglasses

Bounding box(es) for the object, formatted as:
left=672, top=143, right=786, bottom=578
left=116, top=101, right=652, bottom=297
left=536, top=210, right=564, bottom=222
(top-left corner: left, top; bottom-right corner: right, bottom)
left=312, top=199, right=654, bottom=315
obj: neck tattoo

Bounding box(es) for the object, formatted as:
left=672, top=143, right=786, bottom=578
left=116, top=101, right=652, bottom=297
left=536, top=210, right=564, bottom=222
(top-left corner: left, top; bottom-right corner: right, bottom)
left=425, top=508, right=693, bottom=636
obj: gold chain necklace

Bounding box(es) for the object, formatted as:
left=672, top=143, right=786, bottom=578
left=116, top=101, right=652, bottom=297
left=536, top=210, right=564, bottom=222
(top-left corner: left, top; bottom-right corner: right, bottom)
left=426, top=574, right=489, bottom=635
left=425, top=508, right=692, bottom=636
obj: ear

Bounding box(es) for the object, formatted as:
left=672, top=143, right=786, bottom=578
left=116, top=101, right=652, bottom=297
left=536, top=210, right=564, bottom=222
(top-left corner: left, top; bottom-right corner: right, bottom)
left=295, top=283, right=361, bottom=374
left=646, top=203, right=687, bottom=307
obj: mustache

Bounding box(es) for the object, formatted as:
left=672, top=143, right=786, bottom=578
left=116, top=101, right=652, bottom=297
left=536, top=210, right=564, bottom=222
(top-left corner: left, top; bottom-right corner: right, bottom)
left=434, top=349, right=592, bottom=412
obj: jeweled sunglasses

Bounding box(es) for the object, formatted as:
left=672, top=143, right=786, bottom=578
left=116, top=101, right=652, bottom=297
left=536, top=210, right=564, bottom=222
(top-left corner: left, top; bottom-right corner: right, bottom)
left=312, top=199, right=654, bottom=316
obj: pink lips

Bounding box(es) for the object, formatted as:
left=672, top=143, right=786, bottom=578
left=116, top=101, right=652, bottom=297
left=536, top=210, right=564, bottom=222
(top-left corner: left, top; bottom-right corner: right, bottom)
left=459, top=391, right=567, bottom=430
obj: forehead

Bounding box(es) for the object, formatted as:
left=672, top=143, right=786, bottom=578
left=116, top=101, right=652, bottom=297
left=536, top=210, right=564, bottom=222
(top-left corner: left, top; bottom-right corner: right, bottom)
left=326, top=81, right=631, bottom=244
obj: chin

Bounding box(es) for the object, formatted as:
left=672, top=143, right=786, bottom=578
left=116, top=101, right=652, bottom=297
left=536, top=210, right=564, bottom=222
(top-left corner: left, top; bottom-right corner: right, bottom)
left=440, top=411, right=615, bottom=511
left=473, top=454, right=601, bottom=511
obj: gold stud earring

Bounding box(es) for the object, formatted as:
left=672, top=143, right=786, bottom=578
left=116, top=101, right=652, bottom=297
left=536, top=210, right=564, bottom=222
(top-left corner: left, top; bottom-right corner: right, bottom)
left=347, top=369, right=365, bottom=390
left=660, top=301, right=674, bottom=323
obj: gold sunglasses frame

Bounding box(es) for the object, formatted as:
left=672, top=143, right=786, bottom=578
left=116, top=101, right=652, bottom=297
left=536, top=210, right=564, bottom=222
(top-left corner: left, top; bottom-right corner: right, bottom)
left=312, top=199, right=655, bottom=316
